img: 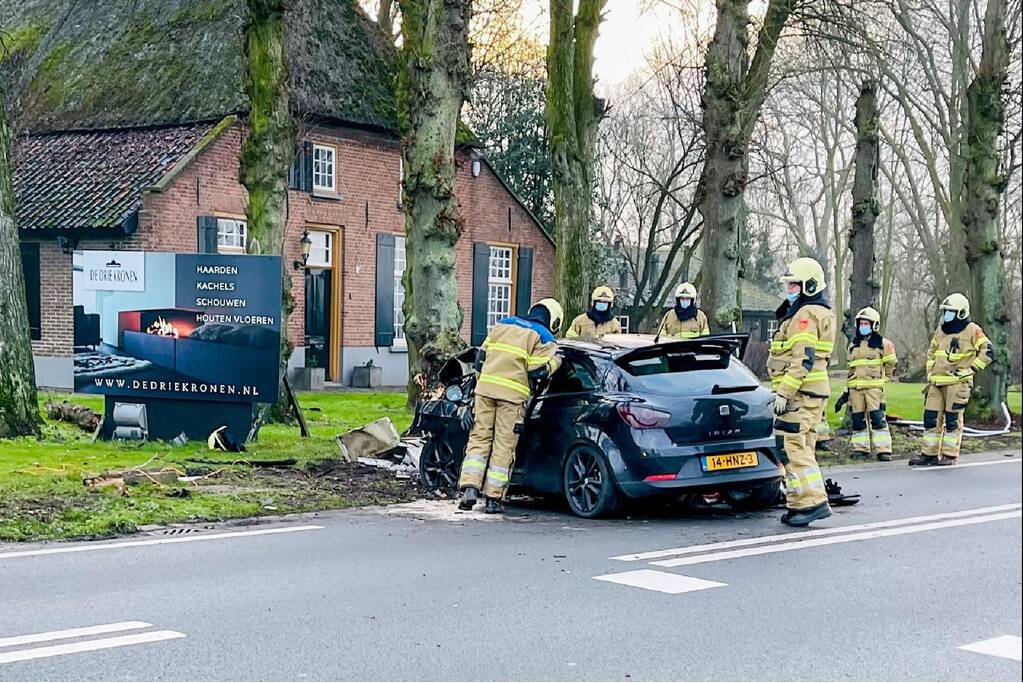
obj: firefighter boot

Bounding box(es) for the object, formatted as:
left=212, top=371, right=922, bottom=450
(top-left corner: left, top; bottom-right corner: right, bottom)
left=876, top=452, right=892, bottom=462
left=935, top=456, right=958, bottom=466
left=484, top=497, right=504, bottom=514
left=908, top=454, right=938, bottom=466
left=782, top=502, right=833, bottom=527
left=458, top=486, right=479, bottom=511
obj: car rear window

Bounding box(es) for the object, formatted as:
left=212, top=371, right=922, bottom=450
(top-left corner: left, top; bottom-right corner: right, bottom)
left=620, top=350, right=730, bottom=376
left=614, top=350, right=760, bottom=395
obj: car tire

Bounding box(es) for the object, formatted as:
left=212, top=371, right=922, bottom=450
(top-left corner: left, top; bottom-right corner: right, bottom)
left=419, top=436, right=460, bottom=494
left=723, top=480, right=783, bottom=511
left=563, top=447, right=620, bottom=518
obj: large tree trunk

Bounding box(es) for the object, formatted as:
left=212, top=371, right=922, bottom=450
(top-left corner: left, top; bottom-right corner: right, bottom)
left=239, top=0, right=296, bottom=425
left=847, top=80, right=881, bottom=330
left=0, top=83, right=41, bottom=437
left=545, top=0, right=607, bottom=324
left=397, top=0, right=473, bottom=404
left=962, top=0, right=1010, bottom=419
left=697, top=0, right=792, bottom=332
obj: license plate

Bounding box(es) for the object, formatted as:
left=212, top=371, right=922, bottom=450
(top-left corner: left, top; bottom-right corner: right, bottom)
left=702, top=451, right=759, bottom=472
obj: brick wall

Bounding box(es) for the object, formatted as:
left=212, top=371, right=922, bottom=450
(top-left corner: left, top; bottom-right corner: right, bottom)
left=28, top=121, right=555, bottom=361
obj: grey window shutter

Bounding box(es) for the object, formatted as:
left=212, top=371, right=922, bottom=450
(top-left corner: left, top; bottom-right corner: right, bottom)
left=19, top=242, right=42, bottom=340
left=470, top=243, right=491, bottom=346
left=197, top=215, right=219, bottom=253
left=515, top=246, right=533, bottom=316
left=375, top=233, right=396, bottom=347
left=303, top=140, right=314, bottom=192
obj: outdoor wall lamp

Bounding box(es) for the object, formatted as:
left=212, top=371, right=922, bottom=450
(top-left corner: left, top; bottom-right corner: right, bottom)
left=470, top=155, right=481, bottom=178
left=293, top=230, right=313, bottom=270
left=57, top=235, right=79, bottom=255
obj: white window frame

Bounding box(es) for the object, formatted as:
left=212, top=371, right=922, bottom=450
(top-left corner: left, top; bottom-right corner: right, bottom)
left=487, top=245, right=515, bottom=331
left=767, top=319, right=780, bottom=338
left=312, top=143, right=336, bottom=193
left=393, top=236, right=407, bottom=345
left=216, top=217, right=246, bottom=254
left=617, top=315, right=630, bottom=334
left=306, top=230, right=333, bottom=268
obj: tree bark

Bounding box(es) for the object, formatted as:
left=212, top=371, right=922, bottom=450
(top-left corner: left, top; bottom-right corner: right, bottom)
left=239, top=0, right=296, bottom=424
left=847, top=79, right=881, bottom=331
left=397, top=0, right=473, bottom=404
left=545, top=0, right=607, bottom=324
left=377, top=0, right=396, bottom=42
left=962, top=0, right=1010, bottom=419
left=697, top=0, right=792, bottom=332
left=0, top=81, right=41, bottom=437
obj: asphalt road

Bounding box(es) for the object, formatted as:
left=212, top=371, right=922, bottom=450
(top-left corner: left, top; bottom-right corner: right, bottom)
left=1, top=451, right=1020, bottom=681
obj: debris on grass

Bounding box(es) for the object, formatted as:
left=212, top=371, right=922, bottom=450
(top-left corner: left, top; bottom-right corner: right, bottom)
left=337, top=417, right=400, bottom=463
left=45, top=400, right=101, bottom=432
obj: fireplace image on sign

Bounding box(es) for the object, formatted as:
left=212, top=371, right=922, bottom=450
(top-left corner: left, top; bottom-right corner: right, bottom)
left=72, top=251, right=283, bottom=403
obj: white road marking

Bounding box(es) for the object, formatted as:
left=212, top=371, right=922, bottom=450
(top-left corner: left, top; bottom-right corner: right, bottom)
left=912, top=459, right=1021, bottom=471
left=0, top=630, right=185, bottom=665
left=0, top=525, right=323, bottom=561
left=0, top=622, right=151, bottom=649
left=610, top=503, right=1022, bottom=562
left=651, top=510, right=1021, bottom=568
left=593, top=569, right=726, bottom=594
left=958, top=635, right=1022, bottom=662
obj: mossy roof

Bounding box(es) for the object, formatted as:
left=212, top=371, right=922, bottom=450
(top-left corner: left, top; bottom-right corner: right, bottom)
left=1, top=0, right=399, bottom=134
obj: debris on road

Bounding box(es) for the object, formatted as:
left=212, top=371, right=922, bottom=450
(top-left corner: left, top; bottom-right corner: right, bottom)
left=825, top=478, right=861, bottom=506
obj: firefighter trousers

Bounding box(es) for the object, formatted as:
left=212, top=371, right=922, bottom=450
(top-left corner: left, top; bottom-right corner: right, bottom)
left=458, top=395, right=524, bottom=500
left=775, top=395, right=829, bottom=510
left=922, top=383, right=971, bottom=459
left=849, top=387, right=892, bottom=455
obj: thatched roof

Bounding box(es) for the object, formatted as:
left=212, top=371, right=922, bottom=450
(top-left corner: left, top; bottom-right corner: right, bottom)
left=1, top=0, right=398, bottom=133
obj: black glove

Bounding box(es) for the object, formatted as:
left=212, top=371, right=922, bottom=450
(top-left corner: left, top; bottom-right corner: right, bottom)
left=834, top=390, right=849, bottom=413
left=474, top=350, right=486, bottom=373
left=527, top=365, right=550, bottom=383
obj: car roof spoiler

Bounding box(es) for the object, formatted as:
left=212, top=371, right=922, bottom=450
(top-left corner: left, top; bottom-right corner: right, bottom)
left=611, top=332, right=750, bottom=365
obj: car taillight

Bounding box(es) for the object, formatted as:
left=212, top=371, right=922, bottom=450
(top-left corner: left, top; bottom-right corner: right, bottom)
left=616, top=403, right=671, bottom=429
left=644, top=474, right=676, bottom=482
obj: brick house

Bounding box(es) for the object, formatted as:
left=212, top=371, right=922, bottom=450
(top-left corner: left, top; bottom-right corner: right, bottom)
left=6, top=0, right=555, bottom=388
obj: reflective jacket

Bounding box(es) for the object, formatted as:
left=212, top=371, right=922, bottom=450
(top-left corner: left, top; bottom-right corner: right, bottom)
left=477, top=317, right=561, bottom=404
left=847, top=334, right=897, bottom=390
left=768, top=298, right=836, bottom=400
left=565, top=312, right=621, bottom=340
left=926, top=320, right=992, bottom=387
left=657, top=308, right=710, bottom=339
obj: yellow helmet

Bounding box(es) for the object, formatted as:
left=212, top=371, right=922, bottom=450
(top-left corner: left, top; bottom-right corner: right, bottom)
left=779, top=257, right=827, bottom=295
left=675, top=282, right=698, bottom=300
left=591, top=286, right=614, bottom=304
left=534, top=298, right=564, bottom=334
left=939, top=293, right=970, bottom=320
left=856, top=306, right=881, bottom=331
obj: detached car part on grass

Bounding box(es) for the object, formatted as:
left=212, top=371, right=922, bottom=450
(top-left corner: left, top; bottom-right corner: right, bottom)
left=412, top=334, right=787, bottom=518
left=888, top=401, right=1012, bottom=437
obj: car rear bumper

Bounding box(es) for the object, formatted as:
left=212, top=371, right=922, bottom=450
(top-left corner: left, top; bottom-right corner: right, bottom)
left=612, top=436, right=784, bottom=498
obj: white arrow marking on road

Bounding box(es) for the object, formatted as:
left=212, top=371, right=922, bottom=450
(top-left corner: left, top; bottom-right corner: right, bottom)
left=912, top=459, right=1021, bottom=471
left=593, top=570, right=726, bottom=594
left=957, top=635, right=1022, bottom=662
left=0, top=631, right=185, bottom=665
left=0, top=525, right=324, bottom=561
left=611, top=503, right=1022, bottom=562
left=650, top=510, right=1021, bottom=568
left=0, top=622, right=151, bottom=649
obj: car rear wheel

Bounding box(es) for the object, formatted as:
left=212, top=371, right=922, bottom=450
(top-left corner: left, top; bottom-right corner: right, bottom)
left=723, top=480, right=783, bottom=511
left=419, top=436, right=460, bottom=494
left=563, top=448, right=619, bottom=518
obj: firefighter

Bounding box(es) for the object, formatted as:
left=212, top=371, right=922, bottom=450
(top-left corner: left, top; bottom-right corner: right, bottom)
left=909, top=293, right=993, bottom=466
left=843, top=306, right=898, bottom=461
left=768, top=257, right=836, bottom=527
left=565, top=286, right=622, bottom=339
left=657, top=282, right=710, bottom=339
left=458, top=298, right=563, bottom=513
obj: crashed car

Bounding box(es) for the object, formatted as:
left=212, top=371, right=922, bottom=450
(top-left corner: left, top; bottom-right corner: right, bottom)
left=413, top=334, right=784, bottom=518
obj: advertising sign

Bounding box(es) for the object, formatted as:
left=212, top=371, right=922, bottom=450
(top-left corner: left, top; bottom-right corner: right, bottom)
left=72, top=251, right=282, bottom=403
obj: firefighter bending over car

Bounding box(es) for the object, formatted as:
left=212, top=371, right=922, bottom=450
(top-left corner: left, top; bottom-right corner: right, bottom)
left=768, top=257, right=836, bottom=527
left=565, top=286, right=622, bottom=339
left=838, top=307, right=898, bottom=461
left=657, top=282, right=710, bottom=339
left=909, top=293, right=993, bottom=467
left=458, top=298, right=563, bottom=514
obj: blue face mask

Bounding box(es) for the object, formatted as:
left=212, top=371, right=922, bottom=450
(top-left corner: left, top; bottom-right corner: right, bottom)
left=677, top=298, right=692, bottom=308
left=858, top=324, right=873, bottom=337
left=943, top=310, right=955, bottom=323
left=786, top=292, right=799, bottom=304
left=594, top=301, right=609, bottom=312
